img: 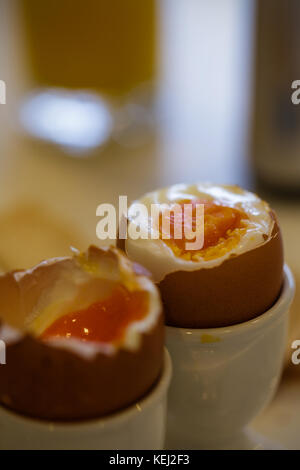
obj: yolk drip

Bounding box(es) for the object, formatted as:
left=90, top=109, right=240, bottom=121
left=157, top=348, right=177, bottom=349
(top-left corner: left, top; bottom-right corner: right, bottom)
left=40, top=285, right=149, bottom=344
left=160, top=199, right=248, bottom=260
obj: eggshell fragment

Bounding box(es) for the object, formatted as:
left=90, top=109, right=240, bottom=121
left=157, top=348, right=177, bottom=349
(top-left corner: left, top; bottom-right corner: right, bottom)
left=0, top=246, right=164, bottom=421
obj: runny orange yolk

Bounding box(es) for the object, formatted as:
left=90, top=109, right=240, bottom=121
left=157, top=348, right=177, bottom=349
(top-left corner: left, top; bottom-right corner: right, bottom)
left=160, top=199, right=248, bottom=258
left=40, top=285, right=149, bottom=344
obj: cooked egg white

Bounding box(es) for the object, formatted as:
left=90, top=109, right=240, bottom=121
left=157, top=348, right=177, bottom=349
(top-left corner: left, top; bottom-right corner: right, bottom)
left=24, top=247, right=162, bottom=356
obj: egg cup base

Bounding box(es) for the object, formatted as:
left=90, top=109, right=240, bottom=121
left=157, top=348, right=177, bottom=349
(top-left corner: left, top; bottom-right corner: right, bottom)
left=0, top=349, right=172, bottom=450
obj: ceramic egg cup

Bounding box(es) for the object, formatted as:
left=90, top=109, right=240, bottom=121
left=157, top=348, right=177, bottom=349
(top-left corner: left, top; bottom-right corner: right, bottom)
left=165, top=265, right=295, bottom=450
left=0, top=349, right=172, bottom=450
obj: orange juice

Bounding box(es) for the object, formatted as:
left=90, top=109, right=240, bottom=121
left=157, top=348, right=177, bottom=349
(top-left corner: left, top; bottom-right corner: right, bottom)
left=20, top=0, right=157, bottom=96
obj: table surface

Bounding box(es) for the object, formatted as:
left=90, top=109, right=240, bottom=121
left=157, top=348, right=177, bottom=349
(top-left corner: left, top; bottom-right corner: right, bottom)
left=0, top=0, right=300, bottom=449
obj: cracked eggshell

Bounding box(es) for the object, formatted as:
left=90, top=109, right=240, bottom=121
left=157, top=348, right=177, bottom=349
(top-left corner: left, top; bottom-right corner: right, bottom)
left=0, top=246, right=164, bottom=421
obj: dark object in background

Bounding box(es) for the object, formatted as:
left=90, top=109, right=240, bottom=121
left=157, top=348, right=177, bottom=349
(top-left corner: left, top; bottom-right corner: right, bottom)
left=252, top=0, right=300, bottom=195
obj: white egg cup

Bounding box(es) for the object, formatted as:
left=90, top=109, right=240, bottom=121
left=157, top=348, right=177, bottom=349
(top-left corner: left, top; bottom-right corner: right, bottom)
left=0, top=349, right=172, bottom=450
left=165, top=265, right=295, bottom=450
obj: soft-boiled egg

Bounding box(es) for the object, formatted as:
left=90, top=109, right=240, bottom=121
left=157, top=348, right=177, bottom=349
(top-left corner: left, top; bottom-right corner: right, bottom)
left=120, top=183, right=284, bottom=328
left=0, top=246, right=164, bottom=421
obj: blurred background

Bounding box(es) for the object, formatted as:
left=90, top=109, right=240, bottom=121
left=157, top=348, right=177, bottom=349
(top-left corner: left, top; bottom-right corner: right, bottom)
left=0, top=0, right=300, bottom=447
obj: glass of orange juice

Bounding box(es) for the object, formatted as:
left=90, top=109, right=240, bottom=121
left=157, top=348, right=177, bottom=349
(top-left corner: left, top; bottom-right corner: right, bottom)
left=19, top=0, right=157, bottom=152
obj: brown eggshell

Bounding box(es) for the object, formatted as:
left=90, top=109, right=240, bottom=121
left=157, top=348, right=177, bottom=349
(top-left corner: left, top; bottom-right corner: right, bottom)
left=158, top=217, right=284, bottom=328
left=0, top=247, right=164, bottom=421
left=117, top=236, right=126, bottom=253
